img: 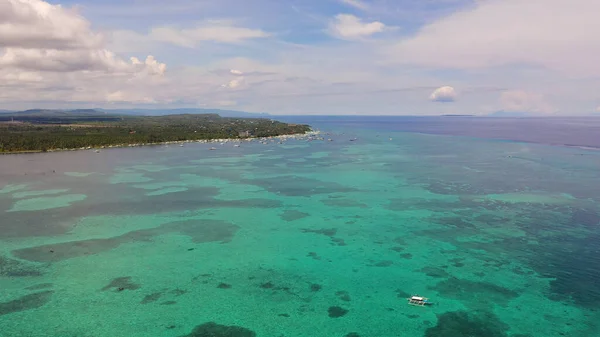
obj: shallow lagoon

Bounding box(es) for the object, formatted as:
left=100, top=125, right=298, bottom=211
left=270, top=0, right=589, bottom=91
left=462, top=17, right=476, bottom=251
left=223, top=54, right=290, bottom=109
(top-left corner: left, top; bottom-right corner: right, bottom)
left=1, top=119, right=599, bottom=337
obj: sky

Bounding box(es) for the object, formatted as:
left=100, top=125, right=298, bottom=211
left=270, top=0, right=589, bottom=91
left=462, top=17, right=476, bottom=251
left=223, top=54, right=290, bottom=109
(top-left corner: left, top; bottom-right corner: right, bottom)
left=1, top=0, right=600, bottom=115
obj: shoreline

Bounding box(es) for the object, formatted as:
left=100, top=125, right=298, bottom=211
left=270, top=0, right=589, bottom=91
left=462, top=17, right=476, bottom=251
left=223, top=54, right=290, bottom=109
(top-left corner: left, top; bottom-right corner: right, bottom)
left=0, top=131, right=321, bottom=155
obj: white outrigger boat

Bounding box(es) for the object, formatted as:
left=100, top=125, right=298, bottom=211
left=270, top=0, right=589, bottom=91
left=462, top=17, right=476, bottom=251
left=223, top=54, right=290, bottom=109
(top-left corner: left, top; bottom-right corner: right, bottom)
left=407, top=295, right=432, bottom=306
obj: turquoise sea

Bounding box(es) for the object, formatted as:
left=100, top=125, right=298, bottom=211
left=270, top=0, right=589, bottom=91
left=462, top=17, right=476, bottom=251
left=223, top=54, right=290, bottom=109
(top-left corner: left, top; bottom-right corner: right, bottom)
left=1, top=117, right=599, bottom=337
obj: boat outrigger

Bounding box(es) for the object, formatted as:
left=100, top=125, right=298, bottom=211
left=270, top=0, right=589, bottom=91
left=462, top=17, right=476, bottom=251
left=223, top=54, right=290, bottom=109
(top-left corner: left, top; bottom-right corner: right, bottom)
left=407, top=295, right=432, bottom=306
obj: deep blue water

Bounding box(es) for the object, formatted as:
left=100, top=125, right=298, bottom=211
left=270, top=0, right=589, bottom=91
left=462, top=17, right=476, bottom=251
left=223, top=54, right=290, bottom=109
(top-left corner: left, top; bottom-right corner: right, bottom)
left=278, top=116, right=600, bottom=149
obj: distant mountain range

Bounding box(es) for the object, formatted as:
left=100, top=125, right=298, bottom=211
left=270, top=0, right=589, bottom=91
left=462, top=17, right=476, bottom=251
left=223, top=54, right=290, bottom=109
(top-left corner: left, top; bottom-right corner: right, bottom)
left=487, top=111, right=533, bottom=117
left=0, top=108, right=271, bottom=118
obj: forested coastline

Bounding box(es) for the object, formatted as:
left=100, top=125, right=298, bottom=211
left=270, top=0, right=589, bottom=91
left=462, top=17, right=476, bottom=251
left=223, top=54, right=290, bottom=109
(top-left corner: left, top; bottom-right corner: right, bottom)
left=0, top=112, right=310, bottom=153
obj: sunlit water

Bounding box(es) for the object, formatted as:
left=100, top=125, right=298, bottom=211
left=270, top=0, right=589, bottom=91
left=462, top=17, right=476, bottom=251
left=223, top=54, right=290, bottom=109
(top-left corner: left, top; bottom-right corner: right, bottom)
left=1, top=117, right=599, bottom=337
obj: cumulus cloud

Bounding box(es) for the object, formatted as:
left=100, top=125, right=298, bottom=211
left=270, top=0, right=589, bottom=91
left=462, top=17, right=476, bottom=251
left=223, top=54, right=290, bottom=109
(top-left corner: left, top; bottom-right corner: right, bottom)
left=106, top=91, right=156, bottom=104
left=430, top=86, right=456, bottom=102
left=388, top=0, right=600, bottom=77
left=328, top=14, right=386, bottom=40
left=230, top=69, right=244, bottom=76
left=339, top=0, right=369, bottom=10
left=500, top=90, right=556, bottom=114
left=0, top=0, right=166, bottom=104
left=222, top=77, right=245, bottom=89
left=0, top=0, right=102, bottom=50
left=150, top=21, right=269, bottom=48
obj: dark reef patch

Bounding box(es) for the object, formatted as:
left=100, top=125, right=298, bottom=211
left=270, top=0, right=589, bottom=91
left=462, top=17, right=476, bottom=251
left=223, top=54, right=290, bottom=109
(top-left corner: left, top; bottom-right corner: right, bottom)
left=178, top=322, right=256, bottom=337
left=431, top=278, right=518, bottom=307
left=260, top=281, right=274, bottom=289
left=328, top=306, right=348, bottom=318
left=0, top=291, right=54, bottom=316
left=307, top=252, right=321, bottom=260
left=12, top=220, right=239, bottom=262
left=322, top=199, right=368, bottom=209
left=24, top=283, right=53, bottom=291
left=217, top=283, right=232, bottom=289
left=399, top=253, right=413, bottom=259
left=243, top=175, right=356, bottom=197
left=302, top=228, right=337, bottom=237
left=424, top=310, right=510, bottom=337
left=368, top=260, right=393, bottom=267
left=101, top=277, right=140, bottom=291
left=390, top=246, right=404, bottom=252
left=419, top=267, right=450, bottom=278
left=301, top=228, right=346, bottom=246
left=0, top=255, right=44, bottom=277
left=170, top=288, right=187, bottom=296
left=310, top=283, right=322, bottom=292
left=161, top=301, right=177, bottom=305
left=280, top=210, right=309, bottom=222
left=396, top=289, right=411, bottom=299
left=141, top=292, right=163, bottom=304
left=344, top=333, right=360, bottom=337
left=335, top=291, right=351, bottom=302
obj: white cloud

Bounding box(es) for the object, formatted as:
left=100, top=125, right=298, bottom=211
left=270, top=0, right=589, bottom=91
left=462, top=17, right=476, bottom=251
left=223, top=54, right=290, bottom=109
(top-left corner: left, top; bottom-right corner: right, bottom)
left=339, top=0, right=369, bottom=11
left=0, top=0, right=166, bottom=105
left=388, top=0, right=600, bottom=77
left=230, top=69, right=244, bottom=76
left=216, top=100, right=237, bottom=107
left=106, top=91, right=156, bottom=104
left=500, top=90, right=556, bottom=114
left=222, top=77, right=245, bottom=89
left=0, top=0, right=102, bottom=50
left=150, top=21, right=269, bottom=48
left=0, top=0, right=165, bottom=75
left=328, top=14, right=386, bottom=40
left=430, top=86, right=456, bottom=102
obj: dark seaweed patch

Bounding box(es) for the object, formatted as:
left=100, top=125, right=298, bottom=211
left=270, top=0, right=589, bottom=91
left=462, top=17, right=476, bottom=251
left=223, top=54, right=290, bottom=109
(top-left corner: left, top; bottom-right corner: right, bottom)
left=322, top=199, right=368, bottom=208
left=170, top=288, right=187, bottom=296
left=396, top=289, right=411, bottom=298
left=335, top=291, right=351, bottom=302
left=419, top=267, right=450, bottom=278
left=280, top=210, right=309, bottom=222
left=243, top=175, right=356, bottom=197
left=424, top=310, right=510, bottom=337
left=217, top=283, right=232, bottom=289
left=302, top=228, right=337, bottom=237
left=0, top=291, right=54, bottom=316
left=101, top=276, right=140, bottom=291
left=260, top=282, right=274, bottom=289
left=301, top=228, right=346, bottom=246
left=0, top=256, right=44, bottom=277
left=141, top=292, right=163, bottom=304
left=161, top=301, right=177, bottom=305
left=12, top=220, right=239, bottom=263
left=344, top=333, right=360, bottom=337
left=390, top=246, right=404, bottom=252
left=400, top=253, right=413, bottom=259
left=328, top=306, right=348, bottom=318
left=310, top=283, right=322, bottom=292
left=24, top=283, right=53, bottom=291
left=368, top=260, right=393, bottom=267
left=307, top=252, right=321, bottom=260
left=431, top=278, right=518, bottom=307
left=179, top=322, right=256, bottom=337
left=278, top=313, right=290, bottom=317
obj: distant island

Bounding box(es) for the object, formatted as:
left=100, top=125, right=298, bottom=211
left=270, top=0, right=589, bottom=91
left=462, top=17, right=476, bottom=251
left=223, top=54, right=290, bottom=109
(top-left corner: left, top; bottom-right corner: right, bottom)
left=0, top=109, right=310, bottom=154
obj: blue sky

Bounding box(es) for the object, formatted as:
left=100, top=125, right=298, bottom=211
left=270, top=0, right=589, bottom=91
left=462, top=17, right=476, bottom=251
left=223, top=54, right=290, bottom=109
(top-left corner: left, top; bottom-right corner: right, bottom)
left=2, top=0, right=600, bottom=115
